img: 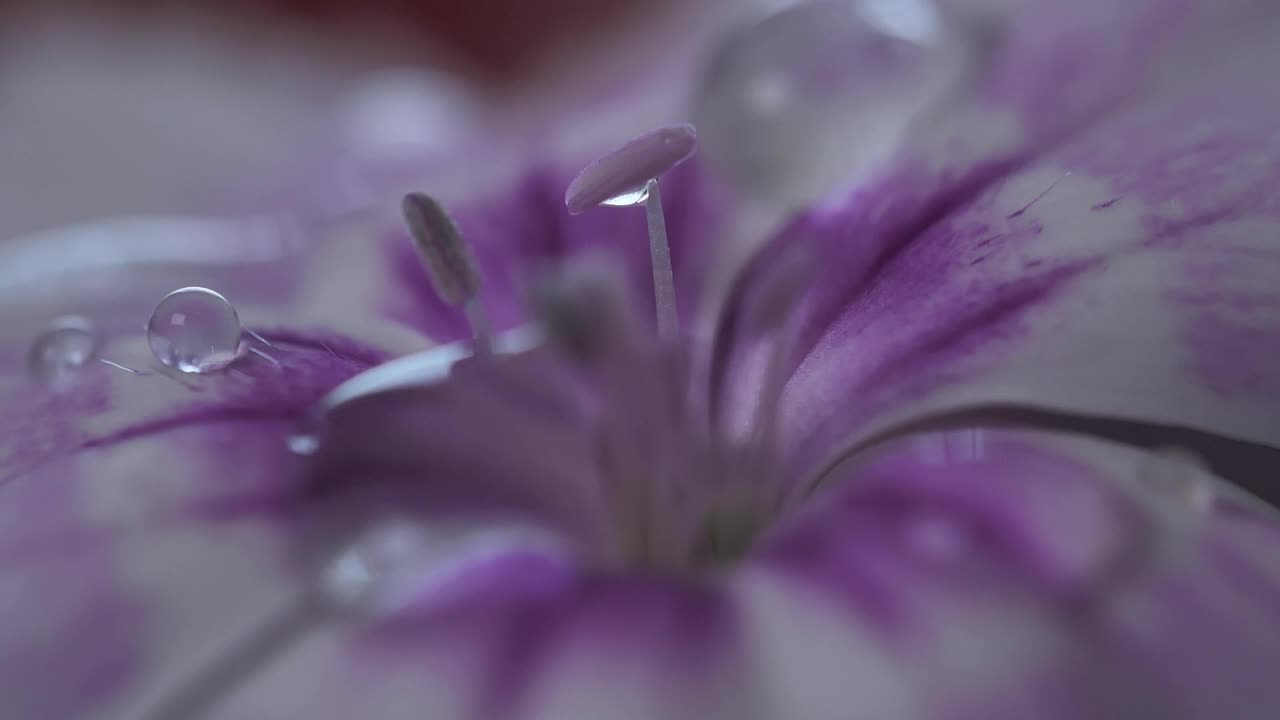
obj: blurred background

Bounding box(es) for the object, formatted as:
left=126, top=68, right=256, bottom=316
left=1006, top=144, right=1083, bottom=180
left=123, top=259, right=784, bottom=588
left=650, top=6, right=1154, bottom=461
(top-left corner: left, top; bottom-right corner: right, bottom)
left=0, top=0, right=767, bottom=243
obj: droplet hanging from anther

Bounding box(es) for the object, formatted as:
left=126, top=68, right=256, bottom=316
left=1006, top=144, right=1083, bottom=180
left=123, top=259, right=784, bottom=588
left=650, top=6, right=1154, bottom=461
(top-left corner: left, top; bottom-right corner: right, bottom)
left=564, top=124, right=697, bottom=215
left=28, top=315, right=101, bottom=387
left=565, top=125, right=697, bottom=339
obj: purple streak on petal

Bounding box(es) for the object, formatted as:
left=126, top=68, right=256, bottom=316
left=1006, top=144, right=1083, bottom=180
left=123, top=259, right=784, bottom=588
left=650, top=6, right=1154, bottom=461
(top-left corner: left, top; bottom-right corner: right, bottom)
left=564, top=124, right=698, bottom=215
left=777, top=200, right=1100, bottom=487
left=778, top=159, right=1019, bottom=367
left=2, top=333, right=383, bottom=489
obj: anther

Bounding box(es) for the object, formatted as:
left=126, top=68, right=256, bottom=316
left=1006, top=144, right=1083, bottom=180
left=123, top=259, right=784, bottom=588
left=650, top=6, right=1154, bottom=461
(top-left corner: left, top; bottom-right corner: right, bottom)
left=401, top=192, right=492, bottom=354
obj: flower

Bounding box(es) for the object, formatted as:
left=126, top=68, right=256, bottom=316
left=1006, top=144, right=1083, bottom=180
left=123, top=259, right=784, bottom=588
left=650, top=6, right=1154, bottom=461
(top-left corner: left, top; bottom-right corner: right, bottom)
left=4, top=1, right=1280, bottom=719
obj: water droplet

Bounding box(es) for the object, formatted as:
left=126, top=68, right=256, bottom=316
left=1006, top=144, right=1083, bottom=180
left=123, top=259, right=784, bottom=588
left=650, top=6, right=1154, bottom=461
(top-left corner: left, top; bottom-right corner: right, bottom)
left=321, top=521, right=432, bottom=611
left=599, top=184, right=651, bottom=208
left=146, top=287, right=241, bottom=374
left=28, top=315, right=101, bottom=387
left=694, top=0, right=992, bottom=206
left=287, top=434, right=320, bottom=456
left=287, top=412, right=324, bottom=456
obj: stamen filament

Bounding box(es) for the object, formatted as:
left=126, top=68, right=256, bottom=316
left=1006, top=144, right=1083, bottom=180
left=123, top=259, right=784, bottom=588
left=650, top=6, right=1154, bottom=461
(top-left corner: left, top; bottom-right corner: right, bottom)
left=643, top=179, right=679, bottom=340
left=464, top=297, right=493, bottom=357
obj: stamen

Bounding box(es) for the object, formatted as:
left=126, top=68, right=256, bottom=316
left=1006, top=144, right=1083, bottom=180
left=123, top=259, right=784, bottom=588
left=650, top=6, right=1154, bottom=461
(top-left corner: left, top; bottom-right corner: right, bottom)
left=642, top=178, right=679, bottom=340
left=401, top=192, right=492, bottom=353
left=564, top=125, right=696, bottom=341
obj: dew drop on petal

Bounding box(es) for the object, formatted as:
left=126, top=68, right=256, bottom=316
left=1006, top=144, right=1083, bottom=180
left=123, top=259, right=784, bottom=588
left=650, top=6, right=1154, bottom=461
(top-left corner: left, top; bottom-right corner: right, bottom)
left=318, top=519, right=571, bottom=620
left=27, top=315, right=101, bottom=387
left=320, top=520, right=431, bottom=612
left=146, top=287, right=241, bottom=374
left=694, top=0, right=993, bottom=206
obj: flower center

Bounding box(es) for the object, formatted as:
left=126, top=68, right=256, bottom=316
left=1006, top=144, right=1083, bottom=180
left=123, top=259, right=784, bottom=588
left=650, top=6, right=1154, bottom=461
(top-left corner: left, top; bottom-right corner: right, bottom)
left=374, top=125, right=814, bottom=573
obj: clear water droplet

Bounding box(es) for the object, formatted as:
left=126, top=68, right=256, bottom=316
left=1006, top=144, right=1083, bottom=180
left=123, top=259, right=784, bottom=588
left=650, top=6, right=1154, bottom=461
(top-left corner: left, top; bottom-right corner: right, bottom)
left=28, top=315, right=101, bottom=387
left=600, top=184, right=651, bottom=208
left=146, top=287, right=241, bottom=374
left=287, top=434, right=320, bottom=455
left=695, top=0, right=993, bottom=206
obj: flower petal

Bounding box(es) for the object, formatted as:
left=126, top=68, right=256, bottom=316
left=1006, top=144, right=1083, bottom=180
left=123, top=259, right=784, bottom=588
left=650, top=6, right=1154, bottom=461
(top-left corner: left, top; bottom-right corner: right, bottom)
left=0, top=218, right=409, bottom=718
left=766, top=13, right=1280, bottom=490
left=0, top=423, right=306, bottom=719
left=214, top=571, right=752, bottom=720
left=305, top=347, right=611, bottom=553
left=743, top=429, right=1280, bottom=718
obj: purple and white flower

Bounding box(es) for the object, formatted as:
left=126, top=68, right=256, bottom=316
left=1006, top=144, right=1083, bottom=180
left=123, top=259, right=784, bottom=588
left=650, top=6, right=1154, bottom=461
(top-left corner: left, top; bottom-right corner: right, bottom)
left=3, top=1, right=1280, bottom=719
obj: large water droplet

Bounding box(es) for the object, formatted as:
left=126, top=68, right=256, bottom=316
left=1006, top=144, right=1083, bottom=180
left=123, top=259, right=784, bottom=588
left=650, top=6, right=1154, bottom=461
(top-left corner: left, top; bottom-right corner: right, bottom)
left=599, top=184, right=651, bottom=208
left=28, top=315, right=101, bottom=387
left=694, top=0, right=993, bottom=207
left=146, top=287, right=242, bottom=374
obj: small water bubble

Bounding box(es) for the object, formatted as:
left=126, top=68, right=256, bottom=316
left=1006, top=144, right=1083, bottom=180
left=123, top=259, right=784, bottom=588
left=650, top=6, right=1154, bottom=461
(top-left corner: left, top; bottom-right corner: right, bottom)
left=287, top=411, right=325, bottom=456
left=146, top=287, right=242, bottom=374
left=600, top=184, right=651, bottom=208
left=320, top=520, right=433, bottom=612
left=287, top=434, right=320, bottom=456
left=28, top=315, right=101, bottom=387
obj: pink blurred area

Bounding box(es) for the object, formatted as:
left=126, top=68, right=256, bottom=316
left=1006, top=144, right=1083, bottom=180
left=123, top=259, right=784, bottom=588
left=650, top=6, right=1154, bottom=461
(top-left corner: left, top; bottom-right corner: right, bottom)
left=0, top=0, right=735, bottom=242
